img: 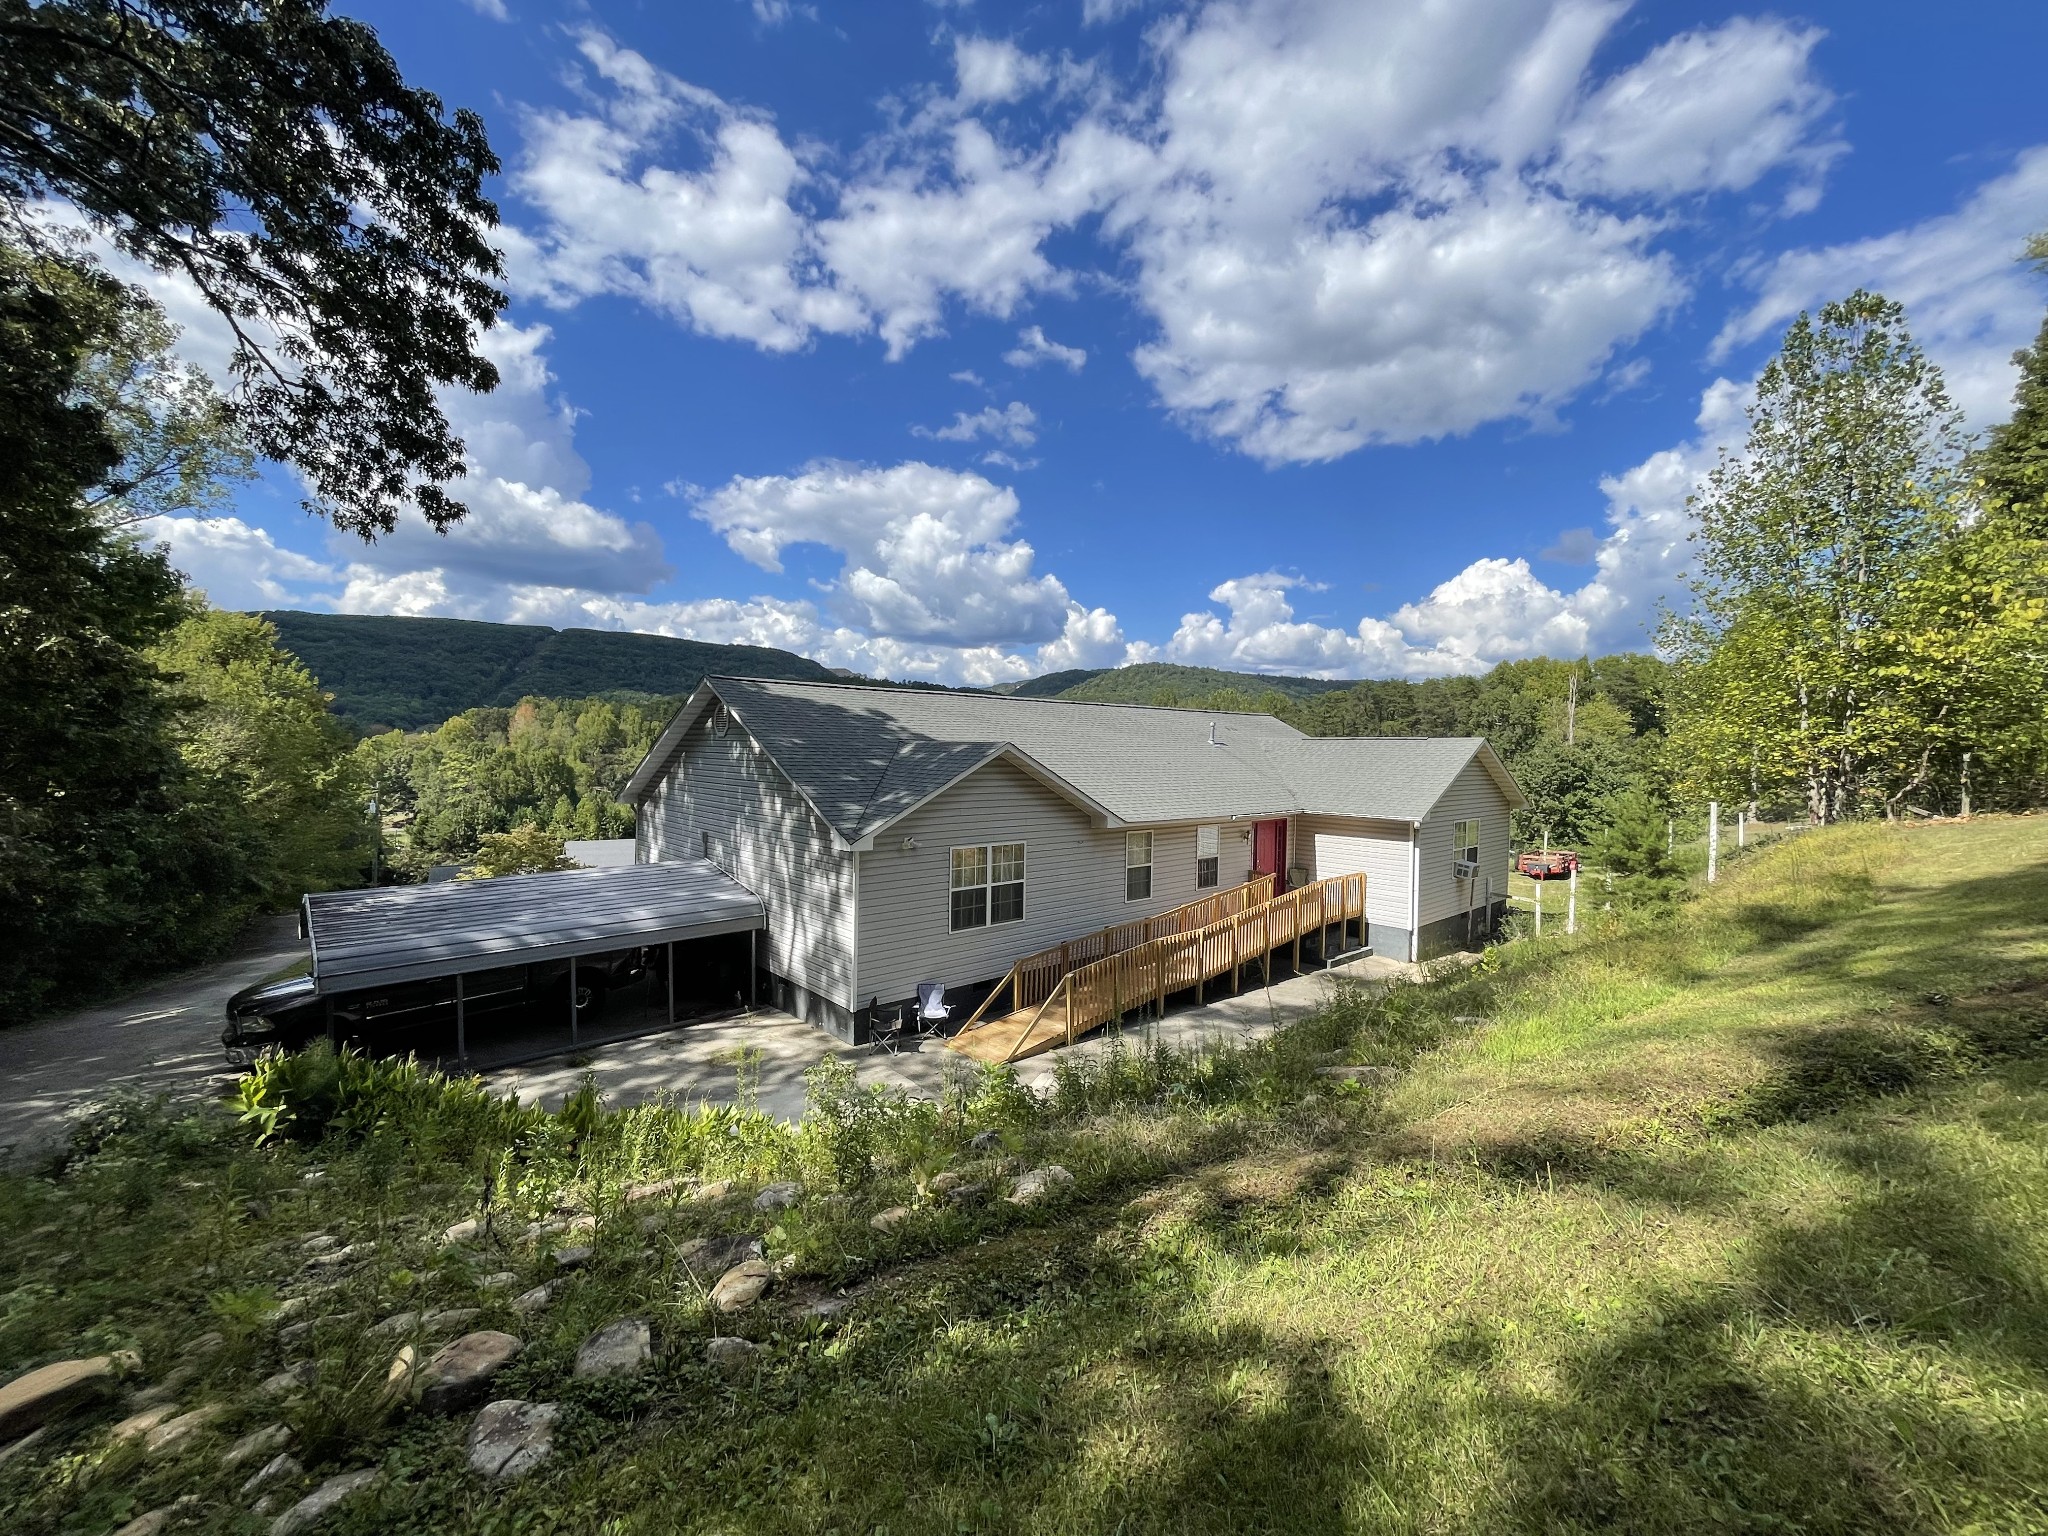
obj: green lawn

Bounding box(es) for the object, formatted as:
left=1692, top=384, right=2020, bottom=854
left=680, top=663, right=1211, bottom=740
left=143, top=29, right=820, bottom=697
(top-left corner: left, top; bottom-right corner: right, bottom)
left=4, top=818, right=2047, bottom=1534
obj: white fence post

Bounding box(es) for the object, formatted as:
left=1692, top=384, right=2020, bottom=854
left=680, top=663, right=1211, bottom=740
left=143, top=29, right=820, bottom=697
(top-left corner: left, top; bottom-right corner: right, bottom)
left=1707, top=802, right=1720, bottom=884
left=1567, top=866, right=1577, bottom=935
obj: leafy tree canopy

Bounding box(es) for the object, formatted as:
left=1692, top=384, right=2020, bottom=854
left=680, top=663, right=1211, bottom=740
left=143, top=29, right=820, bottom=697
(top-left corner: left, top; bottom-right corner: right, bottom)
left=0, top=0, right=506, bottom=534
left=460, top=824, right=575, bottom=881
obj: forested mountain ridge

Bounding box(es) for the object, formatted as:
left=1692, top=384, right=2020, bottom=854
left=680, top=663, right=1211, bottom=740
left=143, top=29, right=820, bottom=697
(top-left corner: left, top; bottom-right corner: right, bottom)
left=256, top=611, right=838, bottom=731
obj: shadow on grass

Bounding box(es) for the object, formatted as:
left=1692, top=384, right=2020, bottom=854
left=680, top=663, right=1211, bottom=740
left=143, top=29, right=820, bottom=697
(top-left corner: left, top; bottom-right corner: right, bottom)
left=1485, top=1097, right=2048, bottom=1534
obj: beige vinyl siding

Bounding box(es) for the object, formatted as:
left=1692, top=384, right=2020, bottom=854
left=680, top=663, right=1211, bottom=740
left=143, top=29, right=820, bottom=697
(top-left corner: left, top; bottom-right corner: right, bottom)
left=855, top=759, right=1209, bottom=1007
left=1415, top=757, right=1512, bottom=926
left=1298, top=813, right=1413, bottom=932
left=639, top=715, right=856, bottom=1010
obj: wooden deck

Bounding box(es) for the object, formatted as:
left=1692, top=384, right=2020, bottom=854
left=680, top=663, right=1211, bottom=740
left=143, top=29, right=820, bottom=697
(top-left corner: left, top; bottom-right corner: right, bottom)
left=947, top=872, right=1367, bottom=1064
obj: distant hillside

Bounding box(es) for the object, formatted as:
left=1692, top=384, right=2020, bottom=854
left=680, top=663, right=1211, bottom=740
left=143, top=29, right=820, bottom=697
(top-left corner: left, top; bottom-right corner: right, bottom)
left=1050, top=662, right=1357, bottom=707
left=255, top=611, right=837, bottom=731
left=996, top=668, right=1108, bottom=698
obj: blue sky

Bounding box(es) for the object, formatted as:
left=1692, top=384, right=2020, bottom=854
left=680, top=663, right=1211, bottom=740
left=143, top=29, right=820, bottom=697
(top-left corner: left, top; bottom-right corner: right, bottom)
left=141, top=0, right=2048, bottom=685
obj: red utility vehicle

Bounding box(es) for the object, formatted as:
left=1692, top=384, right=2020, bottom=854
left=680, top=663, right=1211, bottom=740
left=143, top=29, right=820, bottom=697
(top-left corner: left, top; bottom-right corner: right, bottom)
left=1515, top=850, right=1580, bottom=880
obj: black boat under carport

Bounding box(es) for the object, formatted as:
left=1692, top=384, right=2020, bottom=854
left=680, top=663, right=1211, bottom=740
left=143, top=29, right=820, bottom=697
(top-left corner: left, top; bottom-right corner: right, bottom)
left=274, top=860, right=767, bottom=1068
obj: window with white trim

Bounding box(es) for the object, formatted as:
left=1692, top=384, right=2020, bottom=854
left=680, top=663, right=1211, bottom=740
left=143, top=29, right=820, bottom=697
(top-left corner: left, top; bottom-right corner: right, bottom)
left=1196, top=825, right=1220, bottom=888
left=950, top=843, right=1025, bottom=931
left=1453, top=818, right=1481, bottom=869
left=1126, top=830, right=1154, bottom=902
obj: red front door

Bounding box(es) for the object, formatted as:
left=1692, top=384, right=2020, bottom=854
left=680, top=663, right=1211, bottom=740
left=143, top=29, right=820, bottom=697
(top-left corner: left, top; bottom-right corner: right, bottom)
left=1251, top=819, right=1289, bottom=891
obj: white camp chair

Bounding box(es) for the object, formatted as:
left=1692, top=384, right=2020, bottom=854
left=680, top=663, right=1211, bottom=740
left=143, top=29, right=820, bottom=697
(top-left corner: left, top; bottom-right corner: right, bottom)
left=912, top=981, right=953, bottom=1042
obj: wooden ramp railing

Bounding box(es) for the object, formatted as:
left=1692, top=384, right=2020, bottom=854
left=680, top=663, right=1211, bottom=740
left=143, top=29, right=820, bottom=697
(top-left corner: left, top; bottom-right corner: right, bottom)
left=947, top=872, right=1366, bottom=1065
left=953, top=875, right=1276, bottom=1038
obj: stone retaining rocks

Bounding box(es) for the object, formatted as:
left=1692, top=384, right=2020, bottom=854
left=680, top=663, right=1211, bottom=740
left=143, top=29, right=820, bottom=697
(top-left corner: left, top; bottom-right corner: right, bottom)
left=969, top=1129, right=1003, bottom=1152
left=0, top=1355, right=127, bottom=1440
left=511, top=1282, right=561, bottom=1316
left=222, top=1423, right=292, bottom=1472
left=1007, top=1166, right=1074, bottom=1205
left=241, top=1450, right=302, bottom=1496
left=466, top=1399, right=559, bottom=1481
left=868, top=1206, right=909, bottom=1233
left=109, top=1406, right=177, bottom=1444
left=710, top=1261, right=773, bottom=1312
left=551, top=1245, right=592, bottom=1272
left=623, top=1177, right=680, bottom=1205
left=676, top=1234, right=762, bottom=1276
left=257, top=1363, right=315, bottom=1398
left=143, top=1404, right=222, bottom=1458
left=270, top=1468, right=381, bottom=1536
left=753, top=1182, right=801, bottom=1213
left=573, top=1320, right=652, bottom=1380
left=441, top=1217, right=483, bottom=1246
left=418, top=1332, right=523, bottom=1415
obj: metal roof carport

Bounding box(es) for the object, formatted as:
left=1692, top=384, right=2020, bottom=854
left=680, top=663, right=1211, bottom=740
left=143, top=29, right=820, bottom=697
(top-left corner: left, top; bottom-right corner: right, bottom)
left=304, top=859, right=765, bottom=993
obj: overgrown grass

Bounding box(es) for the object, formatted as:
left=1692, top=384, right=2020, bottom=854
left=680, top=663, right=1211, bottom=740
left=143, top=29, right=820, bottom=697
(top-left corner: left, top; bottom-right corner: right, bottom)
left=3, top=817, right=2046, bottom=1534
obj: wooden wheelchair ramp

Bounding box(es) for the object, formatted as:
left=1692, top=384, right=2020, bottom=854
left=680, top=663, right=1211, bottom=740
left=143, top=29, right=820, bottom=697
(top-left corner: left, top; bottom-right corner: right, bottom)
left=947, top=872, right=1366, bottom=1065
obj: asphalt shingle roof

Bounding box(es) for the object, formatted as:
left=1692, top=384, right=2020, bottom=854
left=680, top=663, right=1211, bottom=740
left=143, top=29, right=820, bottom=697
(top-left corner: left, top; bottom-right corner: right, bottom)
left=633, top=678, right=1518, bottom=845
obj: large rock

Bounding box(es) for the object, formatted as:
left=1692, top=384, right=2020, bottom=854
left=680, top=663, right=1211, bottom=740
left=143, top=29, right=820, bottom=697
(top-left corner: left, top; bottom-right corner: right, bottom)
left=270, top=1469, right=382, bottom=1536
left=623, top=1177, right=680, bottom=1205
left=710, top=1261, right=773, bottom=1313
left=466, top=1399, right=559, bottom=1480
left=109, top=1406, right=178, bottom=1444
left=676, top=1234, right=763, bottom=1277
left=144, top=1404, right=222, bottom=1458
left=110, top=1499, right=196, bottom=1536
left=868, top=1206, right=910, bottom=1233
left=442, top=1217, right=484, bottom=1247
left=222, top=1422, right=293, bottom=1472
left=1007, top=1166, right=1074, bottom=1205
left=418, top=1332, right=524, bottom=1415
left=257, top=1363, right=315, bottom=1398
left=0, top=1355, right=123, bottom=1440
left=242, top=1450, right=303, bottom=1495
left=969, top=1129, right=1004, bottom=1153
left=573, top=1320, right=652, bottom=1380
left=753, top=1181, right=802, bottom=1213
left=511, top=1282, right=561, bottom=1316
left=551, top=1245, right=593, bottom=1272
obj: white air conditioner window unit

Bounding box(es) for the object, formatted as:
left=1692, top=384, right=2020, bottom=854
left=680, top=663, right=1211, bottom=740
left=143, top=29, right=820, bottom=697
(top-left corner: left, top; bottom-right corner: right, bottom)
left=1453, top=858, right=1479, bottom=878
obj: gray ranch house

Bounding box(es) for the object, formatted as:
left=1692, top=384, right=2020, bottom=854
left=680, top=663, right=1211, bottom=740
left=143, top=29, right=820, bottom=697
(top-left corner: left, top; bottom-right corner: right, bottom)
left=623, top=677, right=1525, bottom=1042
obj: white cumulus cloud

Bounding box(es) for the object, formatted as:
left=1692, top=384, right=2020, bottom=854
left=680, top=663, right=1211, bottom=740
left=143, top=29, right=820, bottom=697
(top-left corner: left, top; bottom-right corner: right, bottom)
left=495, top=3, right=1841, bottom=462
left=1004, top=324, right=1087, bottom=371
left=688, top=460, right=1077, bottom=648
left=1716, top=146, right=2048, bottom=424
left=913, top=400, right=1039, bottom=447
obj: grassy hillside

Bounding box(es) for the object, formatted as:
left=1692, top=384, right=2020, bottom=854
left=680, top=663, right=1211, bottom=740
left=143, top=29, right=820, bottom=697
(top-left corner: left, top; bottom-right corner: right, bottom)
left=256, top=612, right=838, bottom=731
left=5, top=819, right=2046, bottom=1533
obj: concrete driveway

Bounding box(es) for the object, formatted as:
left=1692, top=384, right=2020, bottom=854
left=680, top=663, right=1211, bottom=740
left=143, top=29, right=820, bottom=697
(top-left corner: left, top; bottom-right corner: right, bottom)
left=0, top=916, right=305, bottom=1162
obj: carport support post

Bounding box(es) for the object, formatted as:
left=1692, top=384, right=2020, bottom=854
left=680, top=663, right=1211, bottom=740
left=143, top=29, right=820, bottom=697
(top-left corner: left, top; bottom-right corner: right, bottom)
left=666, top=941, right=675, bottom=1028
left=455, top=972, right=466, bottom=1063
left=749, top=930, right=757, bottom=1007
left=570, top=954, right=579, bottom=1046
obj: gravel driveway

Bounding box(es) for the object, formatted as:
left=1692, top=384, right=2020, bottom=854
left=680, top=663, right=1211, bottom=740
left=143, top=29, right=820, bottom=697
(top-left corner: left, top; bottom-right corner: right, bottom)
left=0, top=916, right=305, bottom=1162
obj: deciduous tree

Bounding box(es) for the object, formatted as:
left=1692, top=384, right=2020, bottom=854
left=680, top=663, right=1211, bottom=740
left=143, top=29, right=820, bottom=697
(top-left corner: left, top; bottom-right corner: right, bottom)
left=0, top=0, right=505, bottom=534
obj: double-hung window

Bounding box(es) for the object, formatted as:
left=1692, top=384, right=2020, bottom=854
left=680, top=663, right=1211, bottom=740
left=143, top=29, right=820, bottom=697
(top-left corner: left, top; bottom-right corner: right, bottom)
left=950, top=843, right=1025, bottom=931
left=1125, top=830, right=1154, bottom=902
left=1453, top=818, right=1481, bottom=869
left=1196, top=825, right=1220, bottom=889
